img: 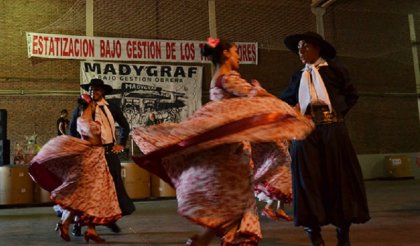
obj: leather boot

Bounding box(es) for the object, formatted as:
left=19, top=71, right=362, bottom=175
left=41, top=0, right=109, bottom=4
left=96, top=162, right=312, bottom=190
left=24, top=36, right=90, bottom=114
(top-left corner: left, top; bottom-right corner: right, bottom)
left=336, top=226, right=351, bottom=246
left=304, top=227, right=325, bottom=246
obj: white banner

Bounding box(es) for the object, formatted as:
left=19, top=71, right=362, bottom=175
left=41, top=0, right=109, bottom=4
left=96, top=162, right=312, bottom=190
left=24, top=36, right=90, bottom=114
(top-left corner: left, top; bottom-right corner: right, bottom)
left=28, top=32, right=258, bottom=64
left=80, top=61, right=202, bottom=128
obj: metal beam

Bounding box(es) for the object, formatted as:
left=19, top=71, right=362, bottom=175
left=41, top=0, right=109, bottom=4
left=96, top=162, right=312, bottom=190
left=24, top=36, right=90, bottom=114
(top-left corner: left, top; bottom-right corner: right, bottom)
left=208, top=0, right=217, bottom=38
left=86, top=0, right=94, bottom=36
left=310, top=0, right=337, bottom=37
left=408, top=14, right=420, bottom=125
left=208, top=0, right=217, bottom=74
left=311, top=0, right=337, bottom=8
left=311, top=7, right=326, bottom=37
left=0, top=89, right=79, bottom=96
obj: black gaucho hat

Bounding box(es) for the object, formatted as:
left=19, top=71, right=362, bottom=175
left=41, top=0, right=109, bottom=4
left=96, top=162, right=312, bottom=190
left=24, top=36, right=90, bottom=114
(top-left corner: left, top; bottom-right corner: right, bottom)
left=284, top=31, right=336, bottom=60
left=80, top=78, right=113, bottom=95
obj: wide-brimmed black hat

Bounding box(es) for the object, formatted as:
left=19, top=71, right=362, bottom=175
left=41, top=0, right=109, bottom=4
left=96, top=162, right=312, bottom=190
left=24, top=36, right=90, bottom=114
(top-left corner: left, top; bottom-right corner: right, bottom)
left=284, top=31, right=336, bottom=59
left=80, top=78, right=113, bottom=95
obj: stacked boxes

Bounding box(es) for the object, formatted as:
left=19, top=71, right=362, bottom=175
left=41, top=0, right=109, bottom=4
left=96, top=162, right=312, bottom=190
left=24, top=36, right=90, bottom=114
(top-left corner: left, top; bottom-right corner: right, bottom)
left=121, top=162, right=151, bottom=199
left=385, top=155, right=412, bottom=179
left=151, top=174, right=176, bottom=198
left=0, top=165, right=34, bottom=204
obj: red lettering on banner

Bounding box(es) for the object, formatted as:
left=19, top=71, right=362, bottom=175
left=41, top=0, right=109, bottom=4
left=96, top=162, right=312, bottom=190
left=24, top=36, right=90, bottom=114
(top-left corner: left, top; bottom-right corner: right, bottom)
left=126, top=41, right=132, bottom=58
left=28, top=33, right=254, bottom=62
left=137, top=41, right=143, bottom=58
left=37, top=36, right=43, bottom=55
left=133, top=41, right=140, bottom=58
left=100, top=40, right=105, bottom=57
left=180, top=42, right=195, bottom=61
left=32, top=35, right=39, bottom=54
left=62, top=38, right=69, bottom=56
left=74, top=39, right=80, bottom=56
left=100, top=40, right=121, bottom=58
left=54, top=37, right=60, bottom=56
left=165, top=42, right=176, bottom=60
left=30, top=34, right=95, bottom=58
left=68, top=38, right=74, bottom=56
left=141, top=41, right=148, bottom=58
left=115, top=40, right=122, bottom=58
left=136, top=41, right=143, bottom=58
left=81, top=39, right=85, bottom=57
left=141, top=41, right=149, bottom=59
left=127, top=41, right=135, bottom=58
left=38, top=36, right=43, bottom=55
left=83, top=39, right=94, bottom=57
left=237, top=43, right=256, bottom=62
left=238, top=44, right=245, bottom=61
left=127, top=41, right=162, bottom=60
left=49, top=38, right=54, bottom=55
left=127, top=41, right=142, bottom=58
left=250, top=44, right=256, bottom=61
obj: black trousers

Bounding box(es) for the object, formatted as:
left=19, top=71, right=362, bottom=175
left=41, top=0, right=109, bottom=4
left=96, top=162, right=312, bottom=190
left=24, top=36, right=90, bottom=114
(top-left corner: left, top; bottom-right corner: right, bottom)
left=105, top=152, right=136, bottom=216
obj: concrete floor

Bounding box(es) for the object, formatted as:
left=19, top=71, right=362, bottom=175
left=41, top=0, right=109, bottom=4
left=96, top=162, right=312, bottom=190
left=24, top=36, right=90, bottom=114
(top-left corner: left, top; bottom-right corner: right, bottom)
left=0, top=179, right=419, bottom=246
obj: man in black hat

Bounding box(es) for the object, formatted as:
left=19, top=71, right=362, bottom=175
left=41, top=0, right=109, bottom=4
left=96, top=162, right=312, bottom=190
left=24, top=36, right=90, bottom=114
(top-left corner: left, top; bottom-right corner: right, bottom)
left=280, top=32, right=370, bottom=246
left=70, top=78, right=135, bottom=234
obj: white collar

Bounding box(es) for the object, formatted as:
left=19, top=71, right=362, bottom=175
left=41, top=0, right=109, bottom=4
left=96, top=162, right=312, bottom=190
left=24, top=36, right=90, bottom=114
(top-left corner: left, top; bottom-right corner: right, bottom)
left=95, top=98, right=109, bottom=106
left=301, top=58, right=328, bottom=71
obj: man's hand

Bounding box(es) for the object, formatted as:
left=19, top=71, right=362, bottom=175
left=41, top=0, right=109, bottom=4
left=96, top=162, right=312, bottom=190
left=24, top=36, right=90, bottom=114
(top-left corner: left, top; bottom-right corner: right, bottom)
left=112, top=144, right=124, bottom=153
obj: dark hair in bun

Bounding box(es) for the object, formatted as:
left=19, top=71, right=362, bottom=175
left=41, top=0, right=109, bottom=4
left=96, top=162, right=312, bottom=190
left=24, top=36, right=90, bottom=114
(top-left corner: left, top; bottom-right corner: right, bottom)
left=77, top=98, right=89, bottom=110
left=77, top=94, right=91, bottom=110
left=201, top=39, right=235, bottom=65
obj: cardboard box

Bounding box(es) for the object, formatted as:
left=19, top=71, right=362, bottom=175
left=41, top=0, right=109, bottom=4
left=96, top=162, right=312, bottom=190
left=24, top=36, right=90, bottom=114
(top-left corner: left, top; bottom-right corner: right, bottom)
left=151, top=174, right=176, bottom=198
left=0, top=165, right=34, bottom=204
left=121, top=162, right=150, bottom=199
left=385, top=155, right=412, bottom=178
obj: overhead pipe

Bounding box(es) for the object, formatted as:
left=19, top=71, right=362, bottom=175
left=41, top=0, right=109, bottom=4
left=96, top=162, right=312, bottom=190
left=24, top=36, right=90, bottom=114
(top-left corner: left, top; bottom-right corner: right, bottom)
left=311, top=0, right=337, bottom=8
left=0, top=89, right=79, bottom=96
left=311, top=0, right=337, bottom=37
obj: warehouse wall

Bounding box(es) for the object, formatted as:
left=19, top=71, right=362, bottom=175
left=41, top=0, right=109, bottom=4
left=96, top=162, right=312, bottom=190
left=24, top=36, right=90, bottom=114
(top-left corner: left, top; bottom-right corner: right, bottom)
left=0, top=0, right=419, bottom=165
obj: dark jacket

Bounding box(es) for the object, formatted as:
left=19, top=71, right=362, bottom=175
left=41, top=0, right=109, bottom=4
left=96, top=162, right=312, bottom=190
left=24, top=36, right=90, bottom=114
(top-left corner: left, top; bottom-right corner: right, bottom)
left=280, top=62, right=359, bottom=117
left=69, top=100, right=130, bottom=147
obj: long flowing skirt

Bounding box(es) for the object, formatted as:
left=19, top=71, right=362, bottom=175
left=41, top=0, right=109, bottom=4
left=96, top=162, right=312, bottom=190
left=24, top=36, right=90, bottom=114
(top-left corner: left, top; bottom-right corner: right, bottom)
left=29, top=136, right=121, bottom=224
left=291, top=122, right=370, bottom=227
left=252, top=140, right=292, bottom=204
left=132, top=96, right=314, bottom=243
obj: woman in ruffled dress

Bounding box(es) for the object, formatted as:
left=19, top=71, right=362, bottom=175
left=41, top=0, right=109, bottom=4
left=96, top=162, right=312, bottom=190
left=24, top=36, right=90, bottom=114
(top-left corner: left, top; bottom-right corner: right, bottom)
left=29, top=95, right=121, bottom=243
left=132, top=38, right=314, bottom=245
left=207, top=40, right=294, bottom=222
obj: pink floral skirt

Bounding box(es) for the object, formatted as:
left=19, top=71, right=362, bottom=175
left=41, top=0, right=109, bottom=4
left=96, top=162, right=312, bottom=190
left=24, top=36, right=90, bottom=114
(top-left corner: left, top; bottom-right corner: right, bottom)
left=29, top=136, right=121, bottom=224
left=252, top=140, right=292, bottom=203
left=132, top=96, right=313, bottom=243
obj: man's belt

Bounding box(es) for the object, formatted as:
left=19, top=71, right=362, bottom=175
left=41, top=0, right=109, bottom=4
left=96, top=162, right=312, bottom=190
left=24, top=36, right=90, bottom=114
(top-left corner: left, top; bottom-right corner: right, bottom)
left=305, top=104, right=343, bottom=125
left=103, top=143, right=114, bottom=154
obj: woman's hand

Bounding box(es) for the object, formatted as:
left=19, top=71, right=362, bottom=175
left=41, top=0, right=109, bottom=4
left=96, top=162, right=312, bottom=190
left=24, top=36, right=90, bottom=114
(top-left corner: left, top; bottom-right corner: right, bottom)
left=294, top=104, right=301, bottom=113
left=251, top=79, right=262, bottom=87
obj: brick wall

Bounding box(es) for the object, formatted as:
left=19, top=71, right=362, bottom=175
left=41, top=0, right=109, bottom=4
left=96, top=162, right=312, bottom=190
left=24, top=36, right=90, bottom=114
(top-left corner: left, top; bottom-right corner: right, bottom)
left=1, top=0, right=419, bottom=163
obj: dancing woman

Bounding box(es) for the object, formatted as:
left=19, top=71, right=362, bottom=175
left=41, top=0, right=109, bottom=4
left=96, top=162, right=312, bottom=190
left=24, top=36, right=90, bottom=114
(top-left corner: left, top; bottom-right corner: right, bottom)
left=206, top=39, right=294, bottom=222
left=132, top=38, right=314, bottom=245
left=29, top=95, right=121, bottom=243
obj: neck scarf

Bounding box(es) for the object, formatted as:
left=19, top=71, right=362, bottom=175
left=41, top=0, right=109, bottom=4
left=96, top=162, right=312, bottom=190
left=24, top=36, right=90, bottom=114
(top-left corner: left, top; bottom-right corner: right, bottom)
left=298, top=58, right=332, bottom=114
left=95, top=99, right=116, bottom=144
